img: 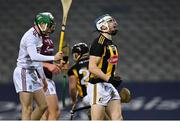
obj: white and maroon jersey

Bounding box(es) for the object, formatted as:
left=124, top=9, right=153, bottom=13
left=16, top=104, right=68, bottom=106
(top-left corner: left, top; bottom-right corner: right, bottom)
left=40, top=36, right=54, bottom=79
left=41, top=36, right=54, bottom=56
left=16, top=27, right=54, bottom=69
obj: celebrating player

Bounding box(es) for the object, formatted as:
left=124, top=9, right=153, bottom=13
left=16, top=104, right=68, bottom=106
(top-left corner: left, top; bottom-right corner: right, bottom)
left=87, top=14, right=123, bottom=120
left=13, top=12, right=62, bottom=120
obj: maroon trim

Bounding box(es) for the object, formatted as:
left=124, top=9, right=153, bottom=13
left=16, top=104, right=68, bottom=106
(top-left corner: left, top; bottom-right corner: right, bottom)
left=33, top=26, right=41, bottom=37
left=21, top=68, right=27, bottom=91
left=35, top=70, right=41, bottom=79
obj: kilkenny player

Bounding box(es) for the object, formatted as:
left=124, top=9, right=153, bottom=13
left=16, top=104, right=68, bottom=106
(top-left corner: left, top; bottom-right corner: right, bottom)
left=87, top=14, right=123, bottom=120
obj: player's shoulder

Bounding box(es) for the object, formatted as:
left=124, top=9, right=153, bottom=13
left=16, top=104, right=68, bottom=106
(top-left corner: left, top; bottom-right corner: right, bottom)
left=93, top=34, right=106, bottom=45
left=24, top=27, right=43, bottom=45
left=97, top=34, right=106, bottom=45
left=68, top=62, right=80, bottom=76
left=22, top=27, right=38, bottom=40
left=93, top=34, right=112, bottom=47
left=90, top=35, right=105, bottom=50
left=70, top=59, right=88, bottom=70
left=25, top=27, right=36, bottom=36
left=69, top=63, right=77, bottom=71
left=78, top=58, right=89, bottom=66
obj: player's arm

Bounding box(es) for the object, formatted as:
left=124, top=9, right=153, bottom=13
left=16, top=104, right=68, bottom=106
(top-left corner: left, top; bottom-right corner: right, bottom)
left=42, top=62, right=61, bottom=74
left=60, top=62, right=69, bottom=72
left=68, top=75, right=78, bottom=105
left=89, top=55, right=122, bottom=86
left=89, top=56, right=109, bottom=81
left=89, top=39, right=110, bottom=81
left=56, top=60, right=69, bottom=73
left=89, top=39, right=122, bottom=86
left=27, top=45, right=62, bottom=61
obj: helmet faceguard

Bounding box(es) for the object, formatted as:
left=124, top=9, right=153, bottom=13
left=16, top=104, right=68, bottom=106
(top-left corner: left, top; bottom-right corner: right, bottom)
left=94, top=14, right=118, bottom=35
left=34, top=12, right=56, bottom=35
left=72, top=43, right=89, bottom=61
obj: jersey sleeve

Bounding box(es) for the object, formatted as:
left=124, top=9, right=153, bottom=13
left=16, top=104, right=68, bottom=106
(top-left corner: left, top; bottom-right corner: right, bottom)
left=25, top=34, right=38, bottom=47
left=27, top=46, right=54, bottom=61
left=25, top=35, right=54, bottom=61
left=89, top=38, right=104, bottom=57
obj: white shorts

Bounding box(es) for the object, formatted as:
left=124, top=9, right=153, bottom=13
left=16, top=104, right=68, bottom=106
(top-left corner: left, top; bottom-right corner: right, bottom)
left=45, top=79, right=57, bottom=96
left=13, top=67, right=43, bottom=93
left=87, top=82, right=120, bottom=106
left=82, top=95, right=90, bottom=106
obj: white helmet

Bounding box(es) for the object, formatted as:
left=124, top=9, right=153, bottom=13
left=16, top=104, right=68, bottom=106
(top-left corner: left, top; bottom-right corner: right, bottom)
left=95, top=14, right=115, bottom=33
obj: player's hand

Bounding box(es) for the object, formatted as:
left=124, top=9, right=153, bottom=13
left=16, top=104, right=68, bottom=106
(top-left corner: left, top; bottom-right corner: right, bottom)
left=54, top=51, right=63, bottom=61
left=63, top=56, right=69, bottom=64
left=108, top=76, right=122, bottom=87
left=42, top=78, right=48, bottom=92
left=47, top=63, right=61, bottom=74
left=61, top=62, right=69, bottom=71
left=119, top=87, right=131, bottom=103
left=56, top=60, right=69, bottom=72
left=56, top=60, right=66, bottom=69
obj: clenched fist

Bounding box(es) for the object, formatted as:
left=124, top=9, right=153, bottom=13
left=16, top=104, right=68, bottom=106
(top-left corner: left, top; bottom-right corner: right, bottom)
left=54, top=52, right=63, bottom=61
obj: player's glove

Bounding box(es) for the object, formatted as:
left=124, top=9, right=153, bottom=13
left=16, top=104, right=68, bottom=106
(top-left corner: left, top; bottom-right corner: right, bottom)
left=108, top=76, right=122, bottom=87
left=63, top=56, right=69, bottom=64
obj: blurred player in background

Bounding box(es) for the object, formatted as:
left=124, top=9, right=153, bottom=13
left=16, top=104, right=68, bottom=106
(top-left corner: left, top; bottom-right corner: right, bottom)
left=87, top=14, right=123, bottom=120
left=68, top=43, right=91, bottom=119
left=68, top=43, right=90, bottom=107
left=13, top=12, right=62, bottom=120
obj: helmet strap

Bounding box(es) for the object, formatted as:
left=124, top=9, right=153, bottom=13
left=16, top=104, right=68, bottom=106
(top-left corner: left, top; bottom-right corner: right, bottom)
left=76, top=54, right=81, bottom=61
left=73, top=53, right=81, bottom=62
left=99, top=22, right=109, bottom=33
left=104, top=22, right=110, bottom=32
left=38, top=23, right=48, bottom=34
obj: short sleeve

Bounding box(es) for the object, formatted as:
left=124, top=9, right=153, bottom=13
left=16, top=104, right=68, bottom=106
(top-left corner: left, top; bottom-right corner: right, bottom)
left=89, top=39, right=104, bottom=57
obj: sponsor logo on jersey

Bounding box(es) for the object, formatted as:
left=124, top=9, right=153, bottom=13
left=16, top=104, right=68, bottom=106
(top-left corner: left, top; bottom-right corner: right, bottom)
left=108, top=55, right=118, bottom=64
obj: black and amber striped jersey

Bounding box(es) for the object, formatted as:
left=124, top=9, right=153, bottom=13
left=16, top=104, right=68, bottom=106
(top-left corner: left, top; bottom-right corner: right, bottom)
left=89, top=34, right=119, bottom=84
left=67, top=57, right=90, bottom=98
